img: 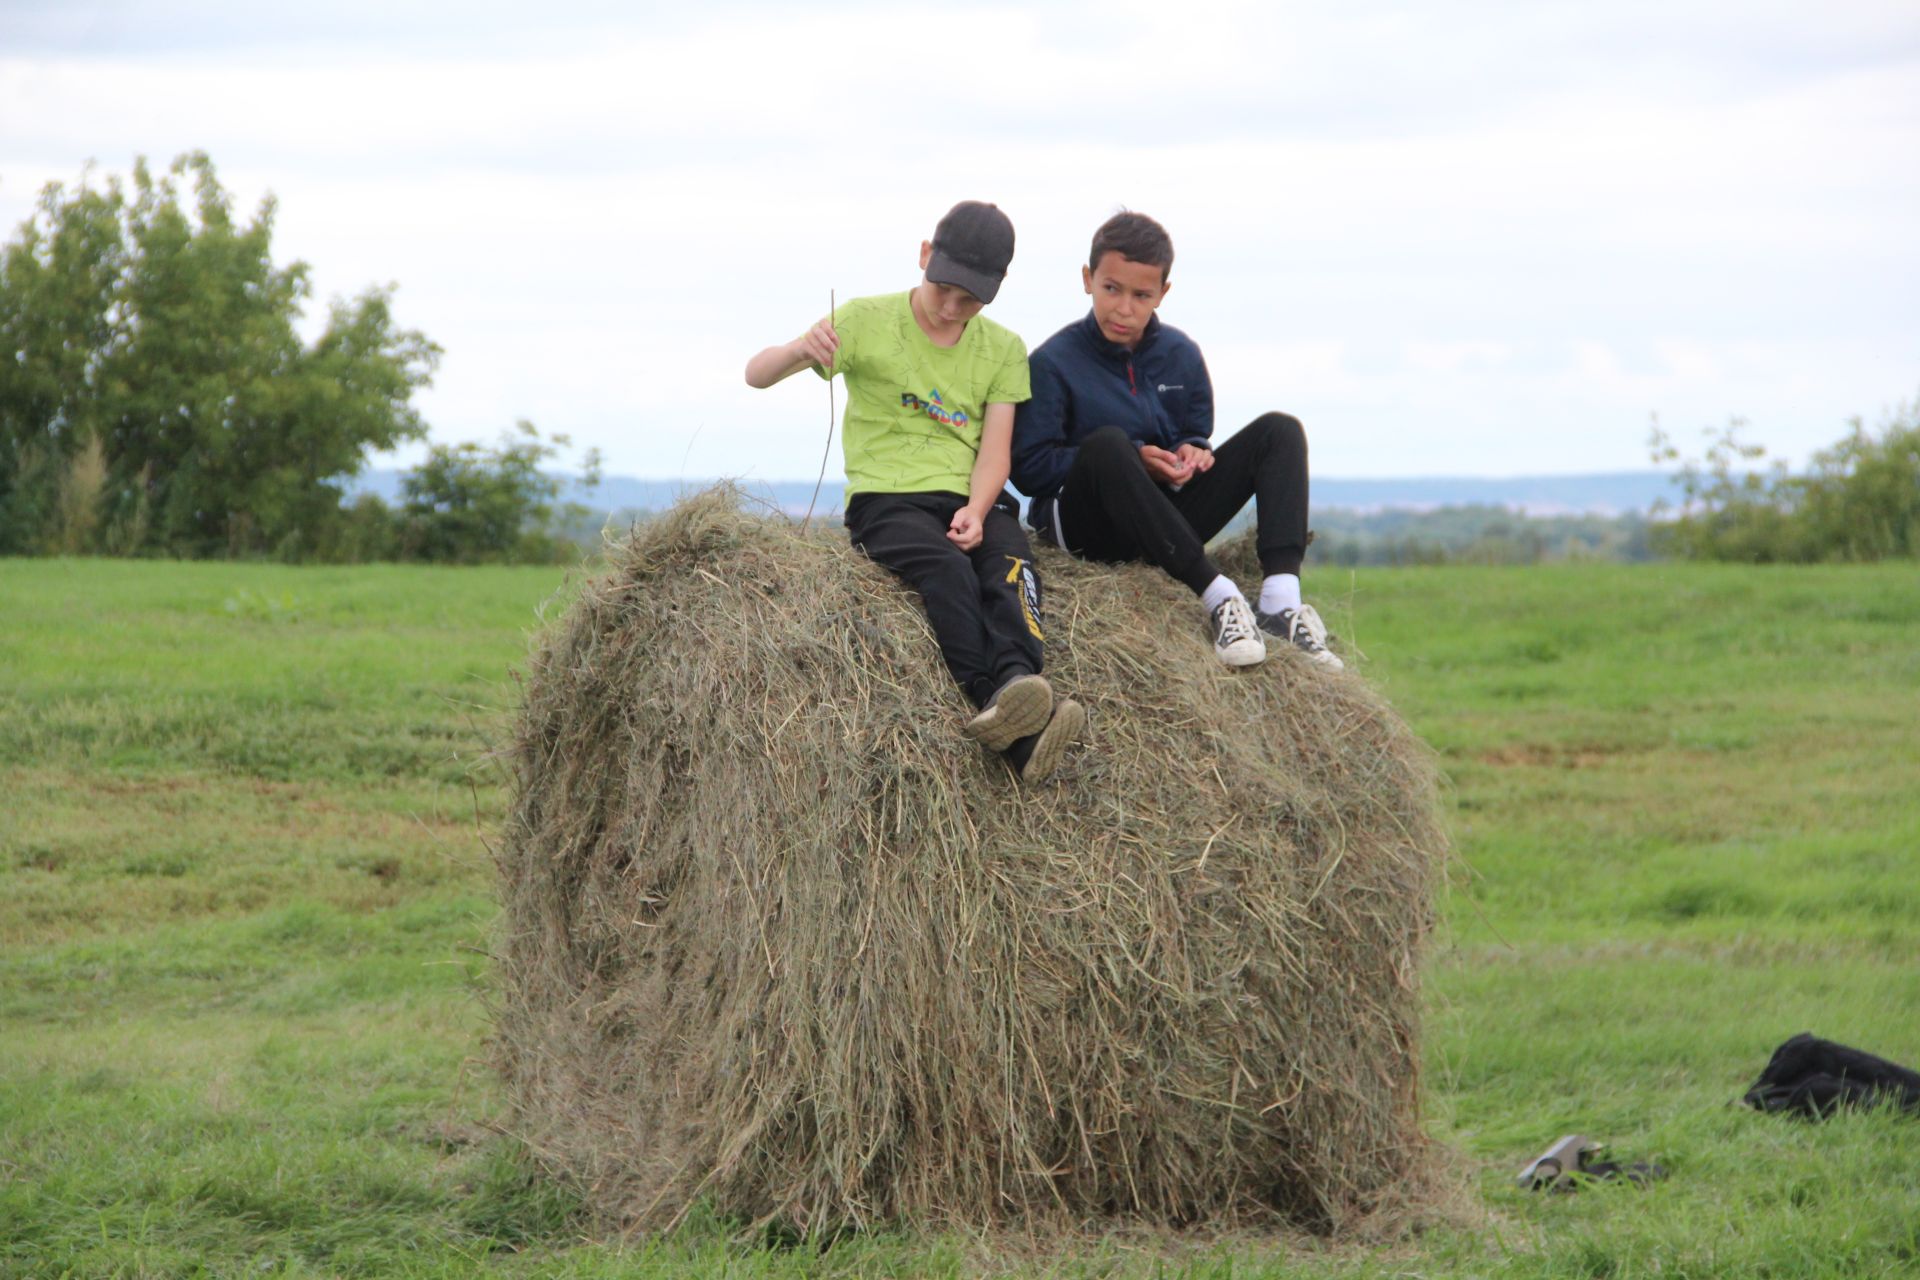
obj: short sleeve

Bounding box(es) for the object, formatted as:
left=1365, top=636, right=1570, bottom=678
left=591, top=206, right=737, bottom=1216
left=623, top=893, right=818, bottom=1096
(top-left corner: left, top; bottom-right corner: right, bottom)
left=811, top=297, right=867, bottom=381
left=985, top=331, right=1031, bottom=405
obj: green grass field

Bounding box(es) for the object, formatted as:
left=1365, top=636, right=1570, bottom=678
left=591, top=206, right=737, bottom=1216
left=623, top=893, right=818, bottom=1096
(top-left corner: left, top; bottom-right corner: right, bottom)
left=3, top=555, right=1917, bottom=1278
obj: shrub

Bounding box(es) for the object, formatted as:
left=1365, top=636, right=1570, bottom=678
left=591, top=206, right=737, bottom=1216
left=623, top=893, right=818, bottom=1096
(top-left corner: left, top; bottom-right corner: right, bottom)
left=1650, top=397, right=1920, bottom=562
left=397, top=421, right=601, bottom=564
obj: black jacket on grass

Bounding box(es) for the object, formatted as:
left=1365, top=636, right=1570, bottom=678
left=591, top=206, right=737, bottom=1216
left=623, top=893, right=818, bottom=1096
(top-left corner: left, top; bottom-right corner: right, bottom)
left=1744, top=1032, right=1920, bottom=1118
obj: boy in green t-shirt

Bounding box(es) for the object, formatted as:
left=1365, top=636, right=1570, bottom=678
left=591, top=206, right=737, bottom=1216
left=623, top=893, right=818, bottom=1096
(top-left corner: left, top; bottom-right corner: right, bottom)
left=745, top=201, right=1085, bottom=784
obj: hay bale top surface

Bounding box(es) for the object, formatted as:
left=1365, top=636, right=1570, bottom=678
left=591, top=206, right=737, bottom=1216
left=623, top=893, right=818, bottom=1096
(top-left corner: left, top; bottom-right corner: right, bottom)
left=495, top=487, right=1447, bottom=1239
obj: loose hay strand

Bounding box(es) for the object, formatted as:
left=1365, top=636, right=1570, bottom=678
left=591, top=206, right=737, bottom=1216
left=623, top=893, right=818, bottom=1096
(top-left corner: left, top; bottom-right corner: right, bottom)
left=802, top=288, right=836, bottom=533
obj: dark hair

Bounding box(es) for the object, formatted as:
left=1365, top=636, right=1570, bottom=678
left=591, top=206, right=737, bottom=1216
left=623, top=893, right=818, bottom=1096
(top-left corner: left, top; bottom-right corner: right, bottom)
left=1089, top=211, right=1174, bottom=282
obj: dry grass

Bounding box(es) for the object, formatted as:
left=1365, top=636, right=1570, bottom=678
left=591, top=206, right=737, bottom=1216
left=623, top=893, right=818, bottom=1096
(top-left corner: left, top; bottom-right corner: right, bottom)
left=492, top=486, right=1450, bottom=1241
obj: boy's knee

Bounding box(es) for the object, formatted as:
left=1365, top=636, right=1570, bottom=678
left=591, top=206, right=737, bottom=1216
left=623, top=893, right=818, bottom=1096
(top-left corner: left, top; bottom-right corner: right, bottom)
left=1244, top=416, right=1305, bottom=454
left=1249, top=412, right=1306, bottom=453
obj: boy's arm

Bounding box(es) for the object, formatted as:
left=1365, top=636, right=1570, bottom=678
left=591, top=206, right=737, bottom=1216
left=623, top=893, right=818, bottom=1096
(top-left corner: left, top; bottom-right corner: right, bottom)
left=1173, top=344, right=1215, bottom=450
left=744, top=317, right=839, bottom=388
left=947, top=403, right=1015, bottom=551
left=1009, top=351, right=1076, bottom=498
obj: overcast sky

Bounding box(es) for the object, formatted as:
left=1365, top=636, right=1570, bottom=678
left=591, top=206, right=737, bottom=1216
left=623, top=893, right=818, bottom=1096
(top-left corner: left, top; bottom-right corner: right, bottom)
left=3, top=0, right=1916, bottom=480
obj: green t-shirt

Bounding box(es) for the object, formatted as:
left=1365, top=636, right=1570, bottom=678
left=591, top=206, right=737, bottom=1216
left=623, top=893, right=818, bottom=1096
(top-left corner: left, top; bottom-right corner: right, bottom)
left=814, top=291, right=1031, bottom=497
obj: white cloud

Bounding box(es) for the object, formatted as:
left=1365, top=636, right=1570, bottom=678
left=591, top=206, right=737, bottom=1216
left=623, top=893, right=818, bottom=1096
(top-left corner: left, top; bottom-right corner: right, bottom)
left=1406, top=342, right=1513, bottom=375
left=2, top=0, right=1915, bottom=480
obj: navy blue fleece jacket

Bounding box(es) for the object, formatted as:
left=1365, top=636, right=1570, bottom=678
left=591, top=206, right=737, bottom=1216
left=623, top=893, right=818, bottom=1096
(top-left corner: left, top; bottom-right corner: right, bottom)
left=1010, top=310, right=1214, bottom=511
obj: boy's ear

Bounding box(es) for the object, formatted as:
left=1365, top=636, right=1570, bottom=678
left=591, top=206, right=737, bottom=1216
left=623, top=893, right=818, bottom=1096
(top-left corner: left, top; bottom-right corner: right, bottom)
left=919, top=240, right=933, bottom=271
left=1081, top=264, right=1094, bottom=295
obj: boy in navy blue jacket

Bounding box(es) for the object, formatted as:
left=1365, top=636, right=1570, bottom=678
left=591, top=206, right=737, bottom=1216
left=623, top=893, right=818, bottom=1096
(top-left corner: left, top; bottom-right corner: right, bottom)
left=1011, top=212, right=1341, bottom=670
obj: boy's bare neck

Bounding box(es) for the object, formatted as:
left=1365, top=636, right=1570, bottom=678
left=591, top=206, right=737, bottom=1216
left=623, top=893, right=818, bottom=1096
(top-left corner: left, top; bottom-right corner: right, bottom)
left=908, top=286, right=967, bottom=348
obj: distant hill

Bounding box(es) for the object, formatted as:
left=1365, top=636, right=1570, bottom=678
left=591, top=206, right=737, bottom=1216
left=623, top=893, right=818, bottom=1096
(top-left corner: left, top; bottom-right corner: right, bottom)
left=348, top=468, right=1679, bottom=517
left=1313, top=471, right=1678, bottom=516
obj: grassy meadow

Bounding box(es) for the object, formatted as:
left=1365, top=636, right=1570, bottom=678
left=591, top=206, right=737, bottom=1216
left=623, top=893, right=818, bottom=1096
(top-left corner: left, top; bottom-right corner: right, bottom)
left=2, top=554, right=1917, bottom=1278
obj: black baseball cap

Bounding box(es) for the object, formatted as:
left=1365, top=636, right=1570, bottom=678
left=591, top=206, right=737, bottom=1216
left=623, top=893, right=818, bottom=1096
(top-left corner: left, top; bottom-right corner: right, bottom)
left=926, top=201, right=1015, bottom=304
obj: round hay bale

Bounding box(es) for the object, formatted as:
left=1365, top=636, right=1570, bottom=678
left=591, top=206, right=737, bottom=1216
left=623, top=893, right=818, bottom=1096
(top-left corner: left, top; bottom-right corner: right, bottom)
left=494, top=486, right=1447, bottom=1237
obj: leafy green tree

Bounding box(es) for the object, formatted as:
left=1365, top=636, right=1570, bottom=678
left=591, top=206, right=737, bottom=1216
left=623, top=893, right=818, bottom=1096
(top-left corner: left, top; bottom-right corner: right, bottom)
left=1650, top=399, right=1920, bottom=562
left=398, top=421, right=602, bottom=564
left=0, top=168, right=121, bottom=552
left=0, top=153, right=440, bottom=557
left=1647, top=417, right=1796, bottom=562
left=1788, top=409, right=1920, bottom=560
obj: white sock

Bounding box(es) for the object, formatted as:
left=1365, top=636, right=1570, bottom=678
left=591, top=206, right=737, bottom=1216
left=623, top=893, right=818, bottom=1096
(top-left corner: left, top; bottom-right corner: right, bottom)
left=1259, top=573, right=1301, bottom=615
left=1199, top=575, right=1242, bottom=614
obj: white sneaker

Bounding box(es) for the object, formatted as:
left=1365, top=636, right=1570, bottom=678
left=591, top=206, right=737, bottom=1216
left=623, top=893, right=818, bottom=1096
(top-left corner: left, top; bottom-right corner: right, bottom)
left=1257, top=603, right=1345, bottom=671
left=1209, top=596, right=1267, bottom=667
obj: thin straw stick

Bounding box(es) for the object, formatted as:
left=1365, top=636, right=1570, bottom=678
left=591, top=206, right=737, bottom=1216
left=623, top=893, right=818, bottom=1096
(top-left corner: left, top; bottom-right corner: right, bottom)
left=801, top=289, right=836, bottom=532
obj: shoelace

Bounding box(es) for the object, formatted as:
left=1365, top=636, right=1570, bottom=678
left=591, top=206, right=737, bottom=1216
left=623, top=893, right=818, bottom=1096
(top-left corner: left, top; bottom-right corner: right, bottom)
left=1215, top=600, right=1259, bottom=646
left=1290, top=605, right=1330, bottom=649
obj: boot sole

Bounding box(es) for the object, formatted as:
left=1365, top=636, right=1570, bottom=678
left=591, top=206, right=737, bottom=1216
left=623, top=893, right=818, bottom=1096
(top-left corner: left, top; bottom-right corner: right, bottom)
left=1020, top=698, right=1087, bottom=785
left=964, top=674, right=1053, bottom=751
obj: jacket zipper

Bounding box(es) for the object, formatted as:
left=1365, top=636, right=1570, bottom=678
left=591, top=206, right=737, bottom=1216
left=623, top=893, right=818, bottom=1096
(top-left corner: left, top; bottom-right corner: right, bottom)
left=1126, top=359, right=1136, bottom=396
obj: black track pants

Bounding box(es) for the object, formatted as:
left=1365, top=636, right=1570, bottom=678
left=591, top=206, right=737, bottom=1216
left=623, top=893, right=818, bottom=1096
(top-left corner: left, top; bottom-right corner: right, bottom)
left=1048, top=413, right=1311, bottom=593
left=845, top=491, right=1046, bottom=708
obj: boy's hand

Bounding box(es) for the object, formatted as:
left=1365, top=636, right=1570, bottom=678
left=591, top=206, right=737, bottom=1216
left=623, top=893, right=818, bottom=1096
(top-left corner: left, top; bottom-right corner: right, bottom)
left=745, top=316, right=841, bottom=388
left=946, top=506, right=984, bottom=551
left=798, top=317, right=840, bottom=370
left=1139, top=445, right=1192, bottom=485
left=1175, top=443, right=1214, bottom=475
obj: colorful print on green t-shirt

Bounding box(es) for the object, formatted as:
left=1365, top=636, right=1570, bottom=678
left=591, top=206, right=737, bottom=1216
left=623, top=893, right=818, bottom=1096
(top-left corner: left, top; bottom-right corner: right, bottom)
left=814, top=292, right=1031, bottom=497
